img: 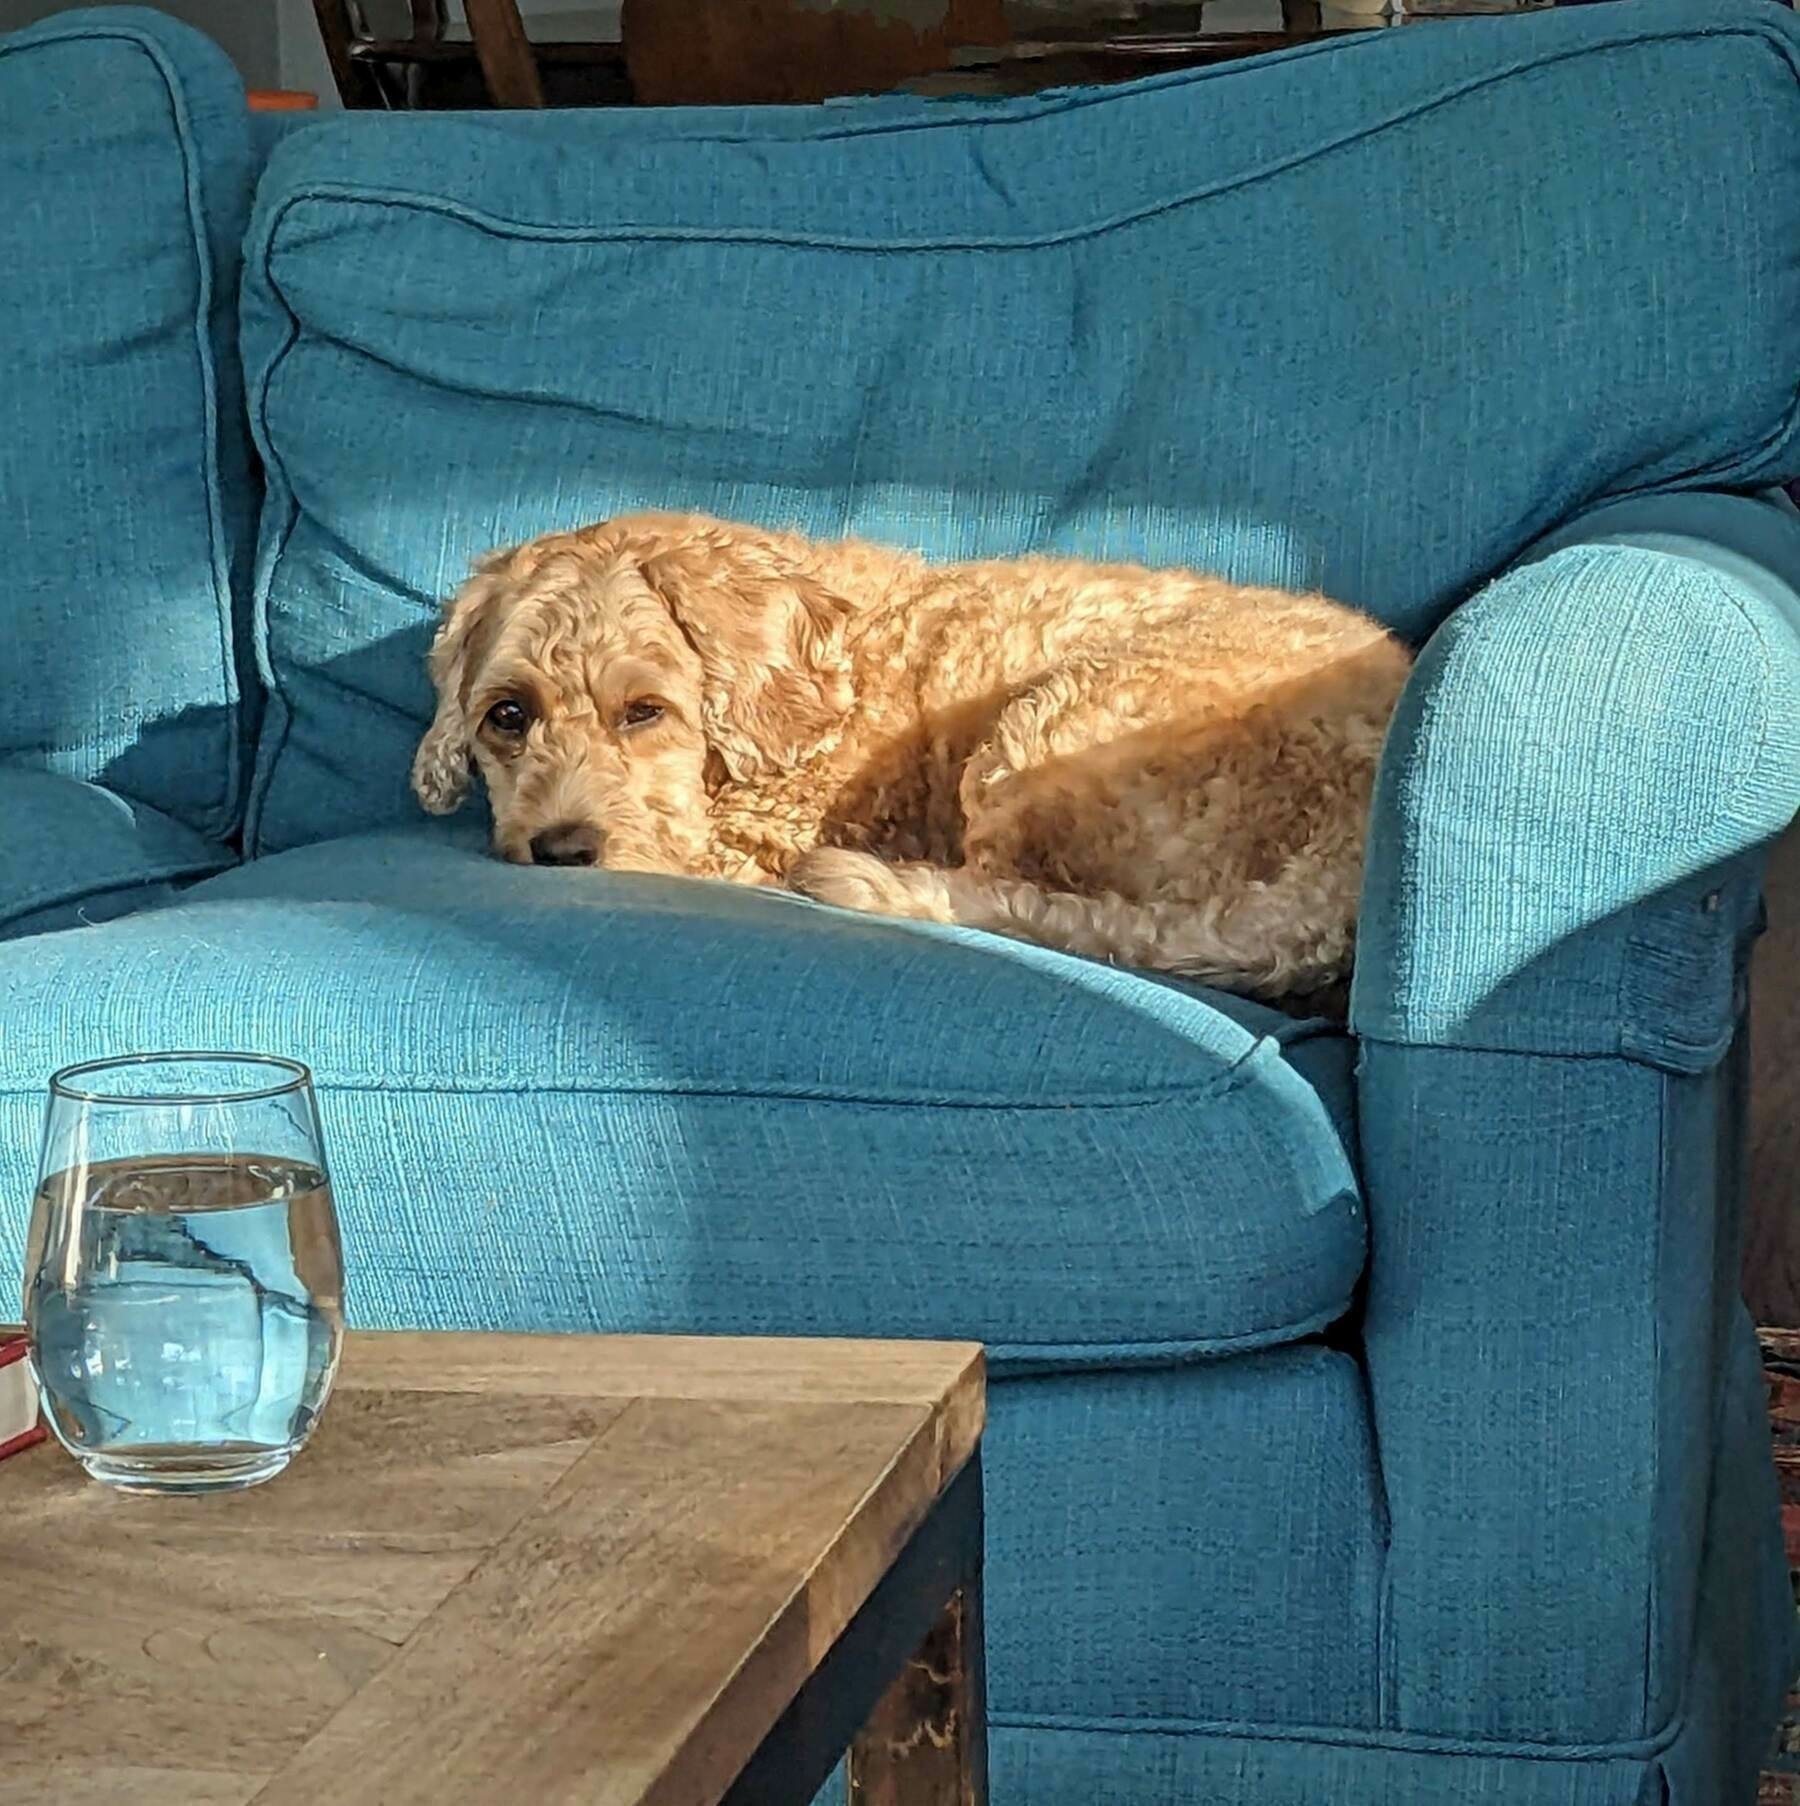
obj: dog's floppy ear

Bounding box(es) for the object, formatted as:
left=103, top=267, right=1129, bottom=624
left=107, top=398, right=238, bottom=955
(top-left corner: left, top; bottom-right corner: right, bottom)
left=639, top=526, right=854, bottom=782
left=410, top=551, right=513, bottom=814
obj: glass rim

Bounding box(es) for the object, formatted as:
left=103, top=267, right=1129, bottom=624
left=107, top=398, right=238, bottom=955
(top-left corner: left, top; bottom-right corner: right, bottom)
left=48, top=1052, right=314, bottom=1108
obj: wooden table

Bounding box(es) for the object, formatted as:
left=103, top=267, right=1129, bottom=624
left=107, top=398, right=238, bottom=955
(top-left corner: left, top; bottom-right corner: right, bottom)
left=0, top=1333, right=987, bottom=1806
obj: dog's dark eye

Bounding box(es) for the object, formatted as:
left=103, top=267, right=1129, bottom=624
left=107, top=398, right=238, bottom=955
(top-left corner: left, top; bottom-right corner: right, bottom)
left=621, top=700, right=664, bottom=730
left=484, top=699, right=529, bottom=736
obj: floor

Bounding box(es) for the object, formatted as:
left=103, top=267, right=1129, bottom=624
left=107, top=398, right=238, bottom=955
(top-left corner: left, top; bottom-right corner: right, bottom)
left=1760, top=1331, right=1800, bottom=1803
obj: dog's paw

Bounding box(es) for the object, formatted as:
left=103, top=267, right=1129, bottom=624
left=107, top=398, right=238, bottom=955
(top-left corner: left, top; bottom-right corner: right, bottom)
left=789, top=847, right=910, bottom=913
left=788, top=848, right=944, bottom=921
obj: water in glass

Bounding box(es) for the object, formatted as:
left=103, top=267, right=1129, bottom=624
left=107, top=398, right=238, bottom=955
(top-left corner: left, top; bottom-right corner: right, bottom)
left=23, top=1056, right=343, bottom=1493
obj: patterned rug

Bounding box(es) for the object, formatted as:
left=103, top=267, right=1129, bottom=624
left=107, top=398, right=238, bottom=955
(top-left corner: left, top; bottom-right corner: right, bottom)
left=1760, top=1329, right=1800, bottom=1805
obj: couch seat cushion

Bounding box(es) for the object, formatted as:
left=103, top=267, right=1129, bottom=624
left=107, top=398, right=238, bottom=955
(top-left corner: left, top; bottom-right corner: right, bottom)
left=0, top=829, right=1361, bottom=1369
left=0, top=9, right=258, bottom=837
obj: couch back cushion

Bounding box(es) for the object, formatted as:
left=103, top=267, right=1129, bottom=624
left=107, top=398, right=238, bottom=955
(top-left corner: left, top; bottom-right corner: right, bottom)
left=240, top=0, right=1800, bottom=854
left=0, top=8, right=257, bottom=841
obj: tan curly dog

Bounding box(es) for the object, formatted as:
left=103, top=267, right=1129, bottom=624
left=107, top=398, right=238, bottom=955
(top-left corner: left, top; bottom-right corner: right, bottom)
left=412, top=511, right=1410, bottom=1003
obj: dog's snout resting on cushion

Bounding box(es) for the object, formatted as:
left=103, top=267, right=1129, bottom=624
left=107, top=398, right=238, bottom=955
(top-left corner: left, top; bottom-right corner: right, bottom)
left=411, top=511, right=1411, bottom=1002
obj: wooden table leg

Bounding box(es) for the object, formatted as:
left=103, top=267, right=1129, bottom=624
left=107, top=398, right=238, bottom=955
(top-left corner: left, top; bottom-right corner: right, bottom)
left=463, top=0, right=546, bottom=106
left=719, top=1454, right=987, bottom=1806
left=847, top=1571, right=987, bottom=1805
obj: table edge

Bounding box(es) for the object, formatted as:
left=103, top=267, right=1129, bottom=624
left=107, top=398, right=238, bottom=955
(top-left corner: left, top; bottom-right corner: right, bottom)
left=334, top=1332, right=988, bottom=1411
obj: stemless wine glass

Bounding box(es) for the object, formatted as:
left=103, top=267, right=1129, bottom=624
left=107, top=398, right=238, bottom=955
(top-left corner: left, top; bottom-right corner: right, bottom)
left=22, top=1053, right=344, bottom=1494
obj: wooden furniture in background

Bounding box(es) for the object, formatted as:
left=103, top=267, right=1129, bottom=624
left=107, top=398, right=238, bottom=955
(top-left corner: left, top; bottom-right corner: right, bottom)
left=622, top=0, right=1008, bottom=106
left=1, top=1332, right=987, bottom=1806
left=246, top=90, right=320, bottom=112
left=622, top=0, right=1361, bottom=106
left=310, top=0, right=626, bottom=108
left=335, top=0, right=1561, bottom=111
left=1748, top=821, right=1800, bottom=1329
left=464, top=0, right=545, bottom=104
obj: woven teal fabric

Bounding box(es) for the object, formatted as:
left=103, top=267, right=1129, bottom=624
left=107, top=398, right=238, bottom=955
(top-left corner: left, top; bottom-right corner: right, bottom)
left=0, top=828, right=1362, bottom=1368
left=1359, top=1044, right=1728, bottom=1741
left=0, top=10, right=257, bottom=839
left=0, top=772, right=227, bottom=939
left=986, top=1353, right=1384, bottom=1727
left=1352, top=521, right=1800, bottom=1062
left=1350, top=522, right=1797, bottom=1767
left=0, top=6, right=1794, bottom=1798
left=988, top=1732, right=1655, bottom=1806
left=973, top=1316, right=1789, bottom=1806
left=237, top=0, right=1800, bottom=852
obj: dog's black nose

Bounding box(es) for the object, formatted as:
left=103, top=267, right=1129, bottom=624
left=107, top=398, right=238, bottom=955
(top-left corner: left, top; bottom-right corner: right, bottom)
left=529, top=823, right=603, bottom=867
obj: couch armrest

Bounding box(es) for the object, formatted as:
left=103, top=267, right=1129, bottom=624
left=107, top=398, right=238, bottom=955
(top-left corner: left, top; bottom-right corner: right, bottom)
left=1349, top=494, right=1800, bottom=1749
left=1352, top=490, right=1800, bottom=1066
left=1358, top=1043, right=1788, bottom=1748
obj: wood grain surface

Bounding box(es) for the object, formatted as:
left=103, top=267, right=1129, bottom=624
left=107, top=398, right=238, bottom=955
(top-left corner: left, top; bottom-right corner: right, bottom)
left=621, top=0, right=1008, bottom=106
left=464, top=0, right=547, bottom=104
left=2, top=1333, right=984, bottom=1806
left=849, top=1582, right=986, bottom=1806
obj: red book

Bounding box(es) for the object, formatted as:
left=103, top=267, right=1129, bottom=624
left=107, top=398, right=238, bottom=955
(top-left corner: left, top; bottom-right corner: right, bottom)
left=0, top=1333, right=46, bottom=1462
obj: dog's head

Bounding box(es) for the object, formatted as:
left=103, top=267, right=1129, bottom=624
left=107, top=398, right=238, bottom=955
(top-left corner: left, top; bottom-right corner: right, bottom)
left=410, top=513, right=856, bottom=873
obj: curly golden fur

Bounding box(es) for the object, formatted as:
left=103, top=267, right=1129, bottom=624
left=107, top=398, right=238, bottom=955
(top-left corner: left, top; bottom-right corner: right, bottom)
left=412, top=511, right=1411, bottom=1002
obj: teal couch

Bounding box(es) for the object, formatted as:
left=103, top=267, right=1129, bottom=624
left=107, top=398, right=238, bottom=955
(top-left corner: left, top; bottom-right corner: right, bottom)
left=2, top=4, right=1798, bottom=1799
